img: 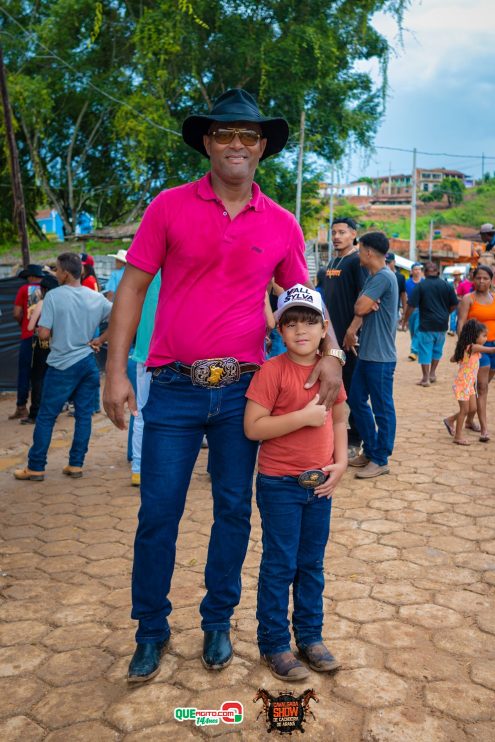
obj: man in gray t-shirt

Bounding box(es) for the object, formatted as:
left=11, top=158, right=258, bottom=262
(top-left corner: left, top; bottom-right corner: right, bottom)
left=346, top=232, right=398, bottom=479
left=14, top=252, right=112, bottom=482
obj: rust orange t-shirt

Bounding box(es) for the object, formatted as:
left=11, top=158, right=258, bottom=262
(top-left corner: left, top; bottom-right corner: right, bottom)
left=245, top=353, right=347, bottom=477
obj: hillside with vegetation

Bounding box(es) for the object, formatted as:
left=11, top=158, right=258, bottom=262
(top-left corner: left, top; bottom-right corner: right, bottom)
left=358, top=177, right=495, bottom=240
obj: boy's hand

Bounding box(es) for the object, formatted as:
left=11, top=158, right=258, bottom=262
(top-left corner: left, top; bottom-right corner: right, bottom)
left=301, top=393, right=328, bottom=427
left=314, top=462, right=347, bottom=498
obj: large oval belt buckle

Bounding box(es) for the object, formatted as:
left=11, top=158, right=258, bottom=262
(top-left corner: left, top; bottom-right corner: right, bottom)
left=297, top=469, right=327, bottom=489
left=191, top=357, right=240, bottom=388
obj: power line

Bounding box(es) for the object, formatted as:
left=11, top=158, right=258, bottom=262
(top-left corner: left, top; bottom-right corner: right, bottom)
left=374, top=144, right=495, bottom=160
left=0, top=5, right=182, bottom=137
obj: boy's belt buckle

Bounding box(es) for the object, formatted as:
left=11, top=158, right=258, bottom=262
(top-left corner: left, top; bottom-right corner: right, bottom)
left=297, top=469, right=327, bottom=489
left=191, top=357, right=241, bottom=388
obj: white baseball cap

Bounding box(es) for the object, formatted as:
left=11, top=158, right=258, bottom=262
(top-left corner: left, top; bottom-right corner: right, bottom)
left=275, top=284, right=326, bottom=322
left=107, top=249, right=128, bottom=263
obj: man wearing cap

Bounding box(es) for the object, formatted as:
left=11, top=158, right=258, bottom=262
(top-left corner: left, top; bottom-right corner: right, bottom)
left=347, top=232, right=398, bottom=479
left=478, top=223, right=495, bottom=268
left=10, top=264, right=43, bottom=420
left=103, top=88, right=344, bottom=682
left=14, top=252, right=112, bottom=481
left=105, top=249, right=127, bottom=301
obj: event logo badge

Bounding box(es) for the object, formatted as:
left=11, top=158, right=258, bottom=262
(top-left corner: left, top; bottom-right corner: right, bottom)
left=254, top=688, right=319, bottom=734
left=174, top=701, right=243, bottom=727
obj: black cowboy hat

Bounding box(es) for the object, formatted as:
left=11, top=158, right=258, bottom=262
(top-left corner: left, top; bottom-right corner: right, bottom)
left=17, top=264, right=44, bottom=279
left=182, top=88, right=289, bottom=160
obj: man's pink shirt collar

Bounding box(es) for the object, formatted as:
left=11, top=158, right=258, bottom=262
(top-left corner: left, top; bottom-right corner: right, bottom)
left=197, top=172, right=265, bottom=212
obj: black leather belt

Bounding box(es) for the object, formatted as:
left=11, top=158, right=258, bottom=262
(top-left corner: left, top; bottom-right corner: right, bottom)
left=158, top=357, right=259, bottom=388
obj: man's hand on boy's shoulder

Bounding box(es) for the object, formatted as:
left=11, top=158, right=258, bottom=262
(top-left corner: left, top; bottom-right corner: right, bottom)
left=314, top=462, right=347, bottom=498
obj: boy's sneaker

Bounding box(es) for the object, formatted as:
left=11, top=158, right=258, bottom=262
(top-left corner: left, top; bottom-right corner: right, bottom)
left=261, top=651, right=310, bottom=681
left=348, top=453, right=369, bottom=467
left=297, top=642, right=340, bottom=672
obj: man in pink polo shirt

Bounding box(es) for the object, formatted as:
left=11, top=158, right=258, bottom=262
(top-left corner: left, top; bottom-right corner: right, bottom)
left=103, top=89, right=345, bottom=682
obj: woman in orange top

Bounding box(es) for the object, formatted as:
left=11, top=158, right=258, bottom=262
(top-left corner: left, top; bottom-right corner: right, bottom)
left=457, top=264, right=495, bottom=441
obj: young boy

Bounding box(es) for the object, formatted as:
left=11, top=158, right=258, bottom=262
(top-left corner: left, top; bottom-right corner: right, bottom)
left=244, top=285, right=347, bottom=681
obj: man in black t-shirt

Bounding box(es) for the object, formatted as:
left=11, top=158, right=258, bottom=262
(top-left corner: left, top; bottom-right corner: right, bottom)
left=323, top=217, right=368, bottom=454
left=404, top=262, right=458, bottom=386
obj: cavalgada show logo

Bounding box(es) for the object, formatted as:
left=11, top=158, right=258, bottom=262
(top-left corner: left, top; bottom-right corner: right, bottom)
left=254, top=688, right=319, bottom=734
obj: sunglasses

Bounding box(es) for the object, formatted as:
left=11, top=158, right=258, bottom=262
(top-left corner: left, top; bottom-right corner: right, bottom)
left=210, top=127, right=261, bottom=146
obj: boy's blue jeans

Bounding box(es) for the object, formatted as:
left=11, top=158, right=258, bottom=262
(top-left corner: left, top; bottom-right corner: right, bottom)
left=132, top=366, right=258, bottom=643
left=256, top=473, right=332, bottom=655
left=348, top=359, right=396, bottom=467
left=28, top=353, right=99, bottom=471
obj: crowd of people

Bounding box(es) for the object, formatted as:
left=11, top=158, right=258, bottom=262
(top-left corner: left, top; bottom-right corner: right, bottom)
left=7, top=88, right=495, bottom=685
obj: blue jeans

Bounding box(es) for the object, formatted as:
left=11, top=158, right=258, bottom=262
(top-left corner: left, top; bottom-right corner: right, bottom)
left=28, top=354, right=100, bottom=471
left=348, top=359, right=396, bottom=467
left=132, top=366, right=259, bottom=643
left=449, top=309, right=458, bottom=334
left=408, top=309, right=420, bottom=355
left=256, top=474, right=332, bottom=655
left=17, top=336, right=33, bottom=406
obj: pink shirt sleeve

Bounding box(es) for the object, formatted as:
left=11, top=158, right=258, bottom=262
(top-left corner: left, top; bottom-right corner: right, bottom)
left=126, top=192, right=168, bottom=275
left=273, top=219, right=309, bottom=289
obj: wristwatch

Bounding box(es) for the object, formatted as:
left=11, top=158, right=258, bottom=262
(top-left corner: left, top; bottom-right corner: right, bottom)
left=323, top=348, right=346, bottom=366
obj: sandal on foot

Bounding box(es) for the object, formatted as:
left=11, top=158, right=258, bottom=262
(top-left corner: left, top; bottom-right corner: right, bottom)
left=453, top=439, right=470, bottom=446
left=465, top=422, right=481, bottom=432
left=417, top=380, right=430, bottom=387
left=479, top=434, right=490, bottom=443
left=443, top=418, right=454, bottom=437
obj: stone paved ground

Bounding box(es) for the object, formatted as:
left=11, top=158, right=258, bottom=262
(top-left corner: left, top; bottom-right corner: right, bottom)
left=0, top=332, right=494, bottom=741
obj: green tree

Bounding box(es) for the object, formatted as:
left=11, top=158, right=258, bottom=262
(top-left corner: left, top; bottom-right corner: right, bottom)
left=431, top=177, right=465, bottom=207
left=2, top=0, right=410, bottom=237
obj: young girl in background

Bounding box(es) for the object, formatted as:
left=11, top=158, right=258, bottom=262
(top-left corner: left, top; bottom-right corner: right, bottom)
left=443, top=319, right=495, bottom=445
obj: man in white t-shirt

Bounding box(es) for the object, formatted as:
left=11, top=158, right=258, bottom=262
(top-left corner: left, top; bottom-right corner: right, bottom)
left=14, top=252, right=112, bottom=482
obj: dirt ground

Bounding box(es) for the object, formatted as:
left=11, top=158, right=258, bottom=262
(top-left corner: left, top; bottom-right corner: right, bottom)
left=0, top=331, right=494, bottom=741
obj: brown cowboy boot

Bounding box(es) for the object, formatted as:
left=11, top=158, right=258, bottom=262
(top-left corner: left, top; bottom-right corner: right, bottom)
left=9, top=405, right=28, bottom=420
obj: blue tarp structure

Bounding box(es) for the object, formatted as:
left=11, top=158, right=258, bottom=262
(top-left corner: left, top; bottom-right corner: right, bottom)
left=0, top=276, right=23, bottom=391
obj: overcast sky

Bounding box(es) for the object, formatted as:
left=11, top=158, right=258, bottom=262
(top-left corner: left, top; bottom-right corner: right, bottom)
left=344, top=0, right=495, bottom=182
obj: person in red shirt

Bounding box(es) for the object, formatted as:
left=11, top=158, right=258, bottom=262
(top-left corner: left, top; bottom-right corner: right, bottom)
left=10, top=264, right=43, bottom=419
left=80, top=253, right=100, bottom=291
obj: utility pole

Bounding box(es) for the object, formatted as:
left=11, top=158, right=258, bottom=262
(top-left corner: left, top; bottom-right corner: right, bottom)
left=388, top=161, right=392, bottom=195
left=327, top=166, right=335, bottom=260
left=428, top=219, right=433, bottom=261
left=409, top=147, right=417, bottom=262
left=0, top=45, right=30, bottom=267
left=295, top=109, right=305, bottom=224
left=481, top=152, right=485, bottom=181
